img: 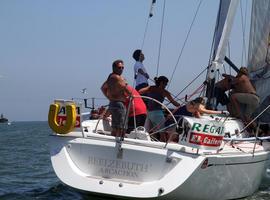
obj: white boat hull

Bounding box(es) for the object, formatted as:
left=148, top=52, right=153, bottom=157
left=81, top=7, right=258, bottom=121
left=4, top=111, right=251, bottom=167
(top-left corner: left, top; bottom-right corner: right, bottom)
left=50, top=132, right=270, bottom=200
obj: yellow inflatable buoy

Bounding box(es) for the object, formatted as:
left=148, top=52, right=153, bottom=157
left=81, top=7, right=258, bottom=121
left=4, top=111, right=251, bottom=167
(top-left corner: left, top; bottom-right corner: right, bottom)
left=48, top=103, right=77, bottom=134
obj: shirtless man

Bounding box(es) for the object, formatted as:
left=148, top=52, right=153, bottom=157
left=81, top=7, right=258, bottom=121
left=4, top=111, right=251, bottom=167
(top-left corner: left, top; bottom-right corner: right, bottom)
left=101, top=60, right=131, bottom=137
left=227, top=67, right=260, bottom=123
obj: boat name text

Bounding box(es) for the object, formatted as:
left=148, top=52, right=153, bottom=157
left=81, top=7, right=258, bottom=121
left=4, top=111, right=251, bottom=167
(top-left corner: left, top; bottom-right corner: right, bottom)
left=191, top=122, right=224, bottom=135
left=88, top=156, right=151, bottom=178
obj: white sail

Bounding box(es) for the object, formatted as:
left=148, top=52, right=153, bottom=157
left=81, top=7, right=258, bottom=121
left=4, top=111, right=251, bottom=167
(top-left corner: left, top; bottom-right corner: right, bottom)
left=208, top=0, right=240, bottom=78
left=248, top=0, right=270, bottom=92
left=211, top=0, right=240, bottom=65
left=248, top=0, right=270, bottom=122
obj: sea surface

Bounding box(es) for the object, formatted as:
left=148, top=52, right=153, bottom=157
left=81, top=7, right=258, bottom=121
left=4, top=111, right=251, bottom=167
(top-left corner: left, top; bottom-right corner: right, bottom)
left=0, top=121, right=270, bottom=200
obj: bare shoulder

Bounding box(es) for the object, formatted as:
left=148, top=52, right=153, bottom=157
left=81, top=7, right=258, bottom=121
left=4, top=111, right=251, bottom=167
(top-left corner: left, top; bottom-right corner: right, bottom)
left=139, top=86, right=150, bottom=94
left=196, top=104, right=204, bottom=111
left=235, top=75, right=247, bottom=83
left=108, top=74, right=124, bottom=84
left=108, top=73, right=120, bottom=80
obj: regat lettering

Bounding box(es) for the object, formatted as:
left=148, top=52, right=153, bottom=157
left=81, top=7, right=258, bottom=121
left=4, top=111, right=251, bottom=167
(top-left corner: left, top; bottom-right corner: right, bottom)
left=191, top=122, right=224, bottom=135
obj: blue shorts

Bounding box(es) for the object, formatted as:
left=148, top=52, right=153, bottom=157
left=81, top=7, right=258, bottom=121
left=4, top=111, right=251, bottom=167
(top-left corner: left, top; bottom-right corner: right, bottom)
left=148, top=110, right=165, bottom=129
left=108, top=101, right=127, bottom=129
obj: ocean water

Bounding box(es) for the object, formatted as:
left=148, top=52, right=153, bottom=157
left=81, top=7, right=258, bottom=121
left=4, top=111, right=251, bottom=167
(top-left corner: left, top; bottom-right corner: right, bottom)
left=0, top=121, right=269, bottom=200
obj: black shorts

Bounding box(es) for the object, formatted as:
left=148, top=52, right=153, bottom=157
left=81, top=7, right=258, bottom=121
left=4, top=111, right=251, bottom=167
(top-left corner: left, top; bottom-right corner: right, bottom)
left=127, top=114, right=147, bottom=133
left=108, top=101, right=127, bottom=129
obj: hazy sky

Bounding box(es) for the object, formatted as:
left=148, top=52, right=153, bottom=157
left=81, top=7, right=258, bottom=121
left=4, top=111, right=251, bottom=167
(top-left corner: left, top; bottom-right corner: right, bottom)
left=0, top=0, right=250, bottom=121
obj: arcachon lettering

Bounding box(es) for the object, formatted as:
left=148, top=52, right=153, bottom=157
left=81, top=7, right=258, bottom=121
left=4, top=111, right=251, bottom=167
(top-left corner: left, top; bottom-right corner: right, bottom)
left=88, top=156, right=149, bottom=173
left=99, top=167, right=139, bottom=178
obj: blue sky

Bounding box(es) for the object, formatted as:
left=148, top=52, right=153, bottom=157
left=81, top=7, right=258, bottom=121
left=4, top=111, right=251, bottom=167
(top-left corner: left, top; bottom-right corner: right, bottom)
left=0, top=0, right=250, bottom=121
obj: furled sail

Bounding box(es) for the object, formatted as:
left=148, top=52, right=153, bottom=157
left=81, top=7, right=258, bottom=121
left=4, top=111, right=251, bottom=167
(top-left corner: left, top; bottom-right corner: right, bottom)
left=206, top=0, right=239, bottom=107
left=211, top=0, right=240, bottom=65
left=248, top=0, right=270, bottom=122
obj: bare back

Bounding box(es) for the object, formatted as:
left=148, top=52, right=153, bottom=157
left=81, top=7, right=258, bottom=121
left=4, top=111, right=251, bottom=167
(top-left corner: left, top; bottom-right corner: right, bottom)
left=233, top=74, right=256, bottom=93
left=105, top=73, right=128, bottom=102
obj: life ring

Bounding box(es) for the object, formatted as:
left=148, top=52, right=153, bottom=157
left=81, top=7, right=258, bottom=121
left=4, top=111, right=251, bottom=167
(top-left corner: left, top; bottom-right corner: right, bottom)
left=48, top=103, right=77, bottom=134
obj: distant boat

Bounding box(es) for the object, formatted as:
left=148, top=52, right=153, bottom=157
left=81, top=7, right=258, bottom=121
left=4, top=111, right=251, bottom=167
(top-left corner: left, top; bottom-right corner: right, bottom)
left=0, top=113, right=8, bottom=123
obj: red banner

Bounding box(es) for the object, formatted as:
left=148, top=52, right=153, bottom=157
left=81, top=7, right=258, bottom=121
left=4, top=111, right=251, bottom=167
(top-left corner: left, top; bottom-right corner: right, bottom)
left=57, top=115, right=81, bottom=128
left=189, top=132, right=223, bottom=147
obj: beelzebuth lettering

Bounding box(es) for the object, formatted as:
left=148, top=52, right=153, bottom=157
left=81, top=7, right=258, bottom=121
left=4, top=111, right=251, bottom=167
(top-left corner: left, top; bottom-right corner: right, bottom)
left=88, top=156, right=150, bottom=174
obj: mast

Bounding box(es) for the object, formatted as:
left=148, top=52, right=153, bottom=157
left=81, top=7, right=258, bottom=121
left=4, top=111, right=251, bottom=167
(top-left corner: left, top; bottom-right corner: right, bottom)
left=206, top=0, right=240, bottom=108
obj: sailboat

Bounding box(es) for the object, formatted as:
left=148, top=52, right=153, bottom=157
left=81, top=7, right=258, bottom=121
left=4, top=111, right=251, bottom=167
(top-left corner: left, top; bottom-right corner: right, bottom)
left=48, top=1, right=270, bottom=199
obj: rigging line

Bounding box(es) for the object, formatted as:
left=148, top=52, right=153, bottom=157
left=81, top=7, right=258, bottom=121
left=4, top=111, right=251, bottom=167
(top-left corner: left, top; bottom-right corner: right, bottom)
left=240, top=0, right=248, bottom=66
left=164, top=83, right=204, bottom=107
left=167, top=0, right=203, bottom=89
left=140, top=0, right=156, bottom=50
left=222, top=62, right=226, bottom=75
left=148, top=77, right=183, bottom=102
left=185, top=83, right=205, bottom=100
left=265, top=31, right=270, bottom=65
left=240, top=103, right=270, bottom=133
left=227, top=41, right=232, bottom=75
left=141, top=16, right=150, bottom=51
left=174, top=65, right=208, bottom=100
left=156, top=0, right=166, bottom=77
left=199, top=84, right=206, bottom=97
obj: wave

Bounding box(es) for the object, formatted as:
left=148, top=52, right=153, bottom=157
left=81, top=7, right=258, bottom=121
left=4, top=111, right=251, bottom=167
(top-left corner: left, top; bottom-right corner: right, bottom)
left=0, top=183, right=82, bottom=200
